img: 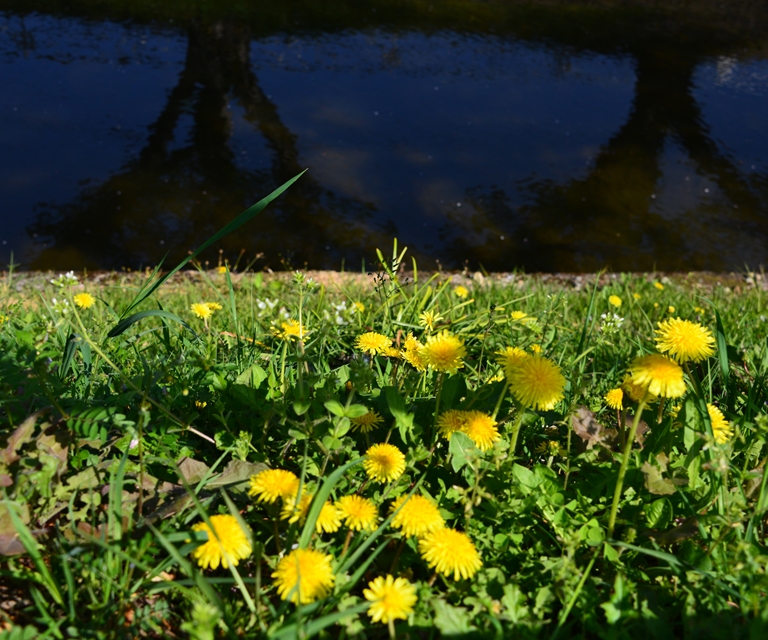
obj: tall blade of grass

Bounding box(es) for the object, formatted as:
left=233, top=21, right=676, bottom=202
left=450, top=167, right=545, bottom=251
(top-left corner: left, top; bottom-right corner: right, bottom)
left=299, top=457, right=363, bottom=548
left=107, top=309, right=197, bottom=339
left=3, top=498, right=64, bottom=606
left=613, top=541, right=743, bottom=601
left=149, top=523, right=224, bottom=609
left=714, top=309, right=731, bottom=409
left=117, top=170, right=305, bottom=320
left=269, top=602, right=370, bottom=640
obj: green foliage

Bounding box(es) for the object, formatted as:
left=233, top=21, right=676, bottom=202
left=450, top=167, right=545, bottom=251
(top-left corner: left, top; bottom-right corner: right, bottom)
left=1, top=241, right=768, bottom=638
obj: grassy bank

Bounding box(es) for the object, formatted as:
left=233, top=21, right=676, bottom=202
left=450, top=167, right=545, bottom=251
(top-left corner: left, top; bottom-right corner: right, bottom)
left=1, top=254, right=767, bottom=639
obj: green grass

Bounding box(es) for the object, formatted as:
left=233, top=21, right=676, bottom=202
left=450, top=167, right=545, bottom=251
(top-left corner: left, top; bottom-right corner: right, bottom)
left=1, top=200, right=768, bottom=638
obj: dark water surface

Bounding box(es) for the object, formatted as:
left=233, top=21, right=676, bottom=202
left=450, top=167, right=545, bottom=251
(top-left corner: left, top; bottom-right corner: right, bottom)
left=1, top=0, right=768, bottom=272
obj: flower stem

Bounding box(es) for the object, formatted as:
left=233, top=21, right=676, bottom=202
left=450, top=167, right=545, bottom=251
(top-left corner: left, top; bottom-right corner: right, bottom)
left=431, top=372, right=445, bottom=445
left=607, top=398, right=647, bottom=539
left=341, top=529, right=354, bottom=556
left=491, top=382, right=509, bottom=422
left=509, top=408, right=525, bottom=457
left=389, top=538, right=407, bottom=574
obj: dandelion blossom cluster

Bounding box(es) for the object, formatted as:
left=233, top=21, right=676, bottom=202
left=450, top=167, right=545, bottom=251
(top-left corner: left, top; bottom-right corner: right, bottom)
left=418, top=528, right=482, bottom=580
left=191, top=514, right=252, bottom=570
left=364, top=443, right=406, bottom=483
left=248, top=469, right=300, bottom=503
left=315, top=501, right=343, bottom=533
left=280, top=491, right=313, bottom=523
left=436, top=409, right=468, bottom=440
left=419, top=331, right=466, bottom=374
left=390, top=494, right=444, bottom=538
left=73, top=293, right=96, bottom=309
left=191, top=303, right=213, bottom=320
left=461, top=411, right=500, bottom=451
left=355, top=332, right=392, bottom=355
left=272, top=319, right=306, bottom=341
left=628, top=354, right=686, bottom=399
left=350, top=410, right=384, bottom=433
left=507, top=355, right=566, bottom=411
left=654, top=318, right=715, bottom=363
left=605, top=388, right=624, bottom=410
left=336, top=495, right=378, bottom=531
left=707, top=403, right=733, bottom=444
left=272, top=548, right=335, bottom=604
left=495, top=346, right=529, bottom=380
left=364, top=575, right=417, bottom=624
left=402, top=333, right=426, bottom=371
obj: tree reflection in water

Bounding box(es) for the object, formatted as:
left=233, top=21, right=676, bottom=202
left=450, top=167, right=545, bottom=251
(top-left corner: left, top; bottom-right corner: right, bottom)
left=28, top=22, right=389, bottom=270
left=14, top=0, right=768, bottom=271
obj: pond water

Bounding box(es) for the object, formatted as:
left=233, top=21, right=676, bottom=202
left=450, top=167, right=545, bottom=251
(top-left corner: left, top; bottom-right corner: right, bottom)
left=1, top=1, right=767, bottom=272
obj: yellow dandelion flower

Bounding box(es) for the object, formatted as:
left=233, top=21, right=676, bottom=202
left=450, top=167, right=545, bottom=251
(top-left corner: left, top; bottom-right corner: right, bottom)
left=418, top=309, right=443, bottom=331
left=654, top=282, right=664, bottom=290
left=195, top=400, right=207, bottom=409
left=364, top=443, right=406, bottom=483
left=403, top=333, right=420, bottom=352
left=507, top=355, right=566, bottom=411
left=402, top=333, right=426, bottom=370
left=694, top=306, right=705, bottom=314
left=529, top=343, right=542, bottom=354
left=419, top=330, right=466, bottom=374
left=495, top=346, right=529, bottom=380
left=461, top=411, right=500, bottom=451
left=336, top=495, right=378, bottom=531
left=191, top=514, right=252, bottom=570
left=535, top=440, right=564, bottom=456
left=605, top=388, right=624, bottom=410
left=454, top=285, right=469, bottom=299
left=281, top=491, right=313, bottom=523
left=191, top=302, right=213, bottom=320
left=272, top=548, right=335, bottom=604
left=511, top=311, right=528, bottom=321
left=628, top=354, right=686, bottom=399
left=73, top=293, right=96, bottom=309
left=390, top=494, right=444, bottom=538
left=353, top=301, right=365, bottom=313
left=364, top=575, right=417, bottom=624
left=608, top=295, right=622, bottom=308
left=654, top=303, right=660, bottom=309
left=655, top=317, right=715, bottom=363
left=436, top=409, right=468, bottom=440
left=418, top=528, right=482, bottom=581
left=350, top=410, right=385, bottom=433
left=272, top=319, right=307, bottom=341
left=622, top=374, right=658, bottom=404
left=381, top=346, right=403, bottom=358
left=248, top=469, right=300, bottom=504
left=355, top=332, right=392, bottom=355
left=217, top=265, right=228, bottom=274
left=315, top=501, right=343, bottom=534
left=707, top=403, right=733, bottom=444
left=633, top=293, right=642, bottom=301
left=668, top=306, right=675, bottom=314
left=205, top=302, right=223, bottom=311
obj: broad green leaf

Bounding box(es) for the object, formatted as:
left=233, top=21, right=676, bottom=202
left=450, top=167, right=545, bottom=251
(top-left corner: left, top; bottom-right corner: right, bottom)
left=449, top=432, right=478, bottom=473
left=235, top=364, right=268, bottom=388
left=324, top=400, right=346, bottom=417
